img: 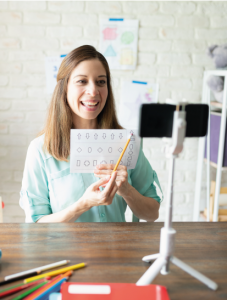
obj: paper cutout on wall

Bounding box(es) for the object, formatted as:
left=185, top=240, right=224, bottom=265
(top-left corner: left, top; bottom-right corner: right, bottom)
left=104, top=45, right=116, bottom=57
left=70, top=129, right=140, bottom=173
left=120, top=48, right=133, bottom=65
left=102, top=27, right=118, bottom=40
left=118, top=81, right=159, bottom=129
left=45, top=54, right=66, bottom=94
left=99, top=19, right=138, bottom=70
left=121, top=32, right=134, bottom=44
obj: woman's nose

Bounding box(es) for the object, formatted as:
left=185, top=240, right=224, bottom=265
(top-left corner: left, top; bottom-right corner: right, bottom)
left=86, top=82, right=99, bottom=96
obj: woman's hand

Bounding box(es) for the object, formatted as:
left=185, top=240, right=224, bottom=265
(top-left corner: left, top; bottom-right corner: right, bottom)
left=94, top=164, right=130, bottom=198
left=82, top=171, right=118, bottom=209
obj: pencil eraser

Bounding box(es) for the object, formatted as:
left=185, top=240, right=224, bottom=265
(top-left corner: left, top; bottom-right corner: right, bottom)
left=128, top=133, right=133, bottom=139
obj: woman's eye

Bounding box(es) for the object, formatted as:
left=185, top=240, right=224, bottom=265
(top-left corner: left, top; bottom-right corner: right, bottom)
left=77, top=80, right=86, bottom=84
left=98, top=80, right=106, bottom=85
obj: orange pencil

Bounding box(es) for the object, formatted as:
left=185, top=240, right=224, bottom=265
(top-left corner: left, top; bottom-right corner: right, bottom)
left=112, top=133, right=133, bottom=173
left=23, top=271, right=72, bottom=300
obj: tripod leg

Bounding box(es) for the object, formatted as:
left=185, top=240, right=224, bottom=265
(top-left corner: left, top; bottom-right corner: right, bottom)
left=136, top=256, right=167, bottom=286
left=142, top=253, right=160, bottom=262
left=161, top=257, right=170, bottom=275
left=171, top=256, right=218, bottom=290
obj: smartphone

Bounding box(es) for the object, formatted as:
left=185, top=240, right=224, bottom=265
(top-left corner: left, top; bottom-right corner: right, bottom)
left=139, top=103, right=209, bottom=138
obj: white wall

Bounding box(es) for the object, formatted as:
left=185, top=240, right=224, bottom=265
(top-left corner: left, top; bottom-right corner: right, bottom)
left=0, top=1, right=227, bottom=222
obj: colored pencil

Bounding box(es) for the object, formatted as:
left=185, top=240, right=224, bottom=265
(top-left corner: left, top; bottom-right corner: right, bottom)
left=24, top=262, right=86, bottom=283
left=0, top=278, right=49, bottom=298
left=35, top=278, right=67, bottom=300
left=11, top=282, right=48, bottom=300
left=24, top=271, right=72, bottom=300
left=0, top=271, right=41, bottom=286
left=23, top=276, right=64, bottom=300
left=35, top=271, right=72, bottom=300
left=5, top=260, right=70, bottom=281
left=0, top=277, right=51, bottom=294
left=112, top=133, right=133, bottom=173
left=0, top=282, right=28, bottom=293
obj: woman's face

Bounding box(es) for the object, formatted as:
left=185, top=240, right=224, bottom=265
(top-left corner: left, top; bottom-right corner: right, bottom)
left=67, top=59, right=108, bottom=123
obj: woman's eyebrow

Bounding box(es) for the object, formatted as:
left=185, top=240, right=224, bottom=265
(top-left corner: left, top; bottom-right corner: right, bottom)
left=73, top=75, right=87, bottom=78
left=73, top=75, right=107, bottom=78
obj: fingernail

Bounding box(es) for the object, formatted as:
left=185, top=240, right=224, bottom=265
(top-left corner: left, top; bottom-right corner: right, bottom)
left=105, top=175, right=110, bottom=179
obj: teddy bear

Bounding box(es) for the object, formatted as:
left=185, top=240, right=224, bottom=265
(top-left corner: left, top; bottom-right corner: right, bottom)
left=206, top=44, right=227, bottom=103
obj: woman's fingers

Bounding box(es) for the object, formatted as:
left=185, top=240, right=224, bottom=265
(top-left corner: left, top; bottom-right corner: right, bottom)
left=82, top=172, right=118, bottom=208
left=96, top=164, right=126, bottom=171
left=110, top=183, right=118, bottom=199
left=94, top=173, right=126, bottom=183
left=94, top=169, right=112, bottom=176
left=106, top=171, right=117, bottom=187
left=102, top=172, right=117, bottom=196
left=94, top=164, right=126, bottom=177
left=92, top=175, right=111, bottom=190
left=105, top=174, right=118, bottom=201
left=95, top=164, right=115, bottom=170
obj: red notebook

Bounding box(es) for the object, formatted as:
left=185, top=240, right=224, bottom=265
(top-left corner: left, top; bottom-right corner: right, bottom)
left=61, top=282, right=170, bottom=300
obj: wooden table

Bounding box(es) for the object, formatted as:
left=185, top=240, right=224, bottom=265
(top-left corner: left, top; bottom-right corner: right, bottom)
left=0, top=222, right=227, bottom=299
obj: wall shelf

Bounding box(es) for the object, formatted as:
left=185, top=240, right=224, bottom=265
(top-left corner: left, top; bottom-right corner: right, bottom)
left=193, top=69, right=227, bottom=222
left=204, top=158, right=227, bottom=171
left=210, top=101, right=223, bottom=108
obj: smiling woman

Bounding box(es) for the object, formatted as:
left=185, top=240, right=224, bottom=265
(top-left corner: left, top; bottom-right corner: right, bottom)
left=19, top=45, right=161, bottom=224
left=43, top=46, right=121, bottom=162
left=67, top=59, right=108, bottom=127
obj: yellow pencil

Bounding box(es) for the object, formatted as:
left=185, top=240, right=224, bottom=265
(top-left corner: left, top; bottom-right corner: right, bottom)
left=24, top=262, right=86, bottom=284
left=112, top=133, right=133, bottom=174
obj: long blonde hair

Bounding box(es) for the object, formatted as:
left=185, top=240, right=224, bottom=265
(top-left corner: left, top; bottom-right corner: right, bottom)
left=40, top=45, right=122, bottom=161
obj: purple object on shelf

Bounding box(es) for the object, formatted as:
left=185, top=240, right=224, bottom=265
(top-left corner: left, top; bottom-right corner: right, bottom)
left=205, top=112, right=227, bottom=166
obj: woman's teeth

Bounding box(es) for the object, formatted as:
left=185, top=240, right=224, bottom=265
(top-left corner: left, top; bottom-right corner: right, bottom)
left=82, top=102, right=98, bottom=107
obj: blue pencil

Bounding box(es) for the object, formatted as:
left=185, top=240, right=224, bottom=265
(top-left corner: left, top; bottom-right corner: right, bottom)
left=34, top=278, right=66, bottom=300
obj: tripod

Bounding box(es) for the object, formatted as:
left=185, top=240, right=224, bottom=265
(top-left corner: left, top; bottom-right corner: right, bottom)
left=136, top=106, right=218, bottom=290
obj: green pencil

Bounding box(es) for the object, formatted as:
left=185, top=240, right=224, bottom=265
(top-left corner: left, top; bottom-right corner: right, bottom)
left=11, top=281, right=48, bottom=300
left=0, top=276, right=50, bottom=294
left=0, top=282, right=25, bottom=293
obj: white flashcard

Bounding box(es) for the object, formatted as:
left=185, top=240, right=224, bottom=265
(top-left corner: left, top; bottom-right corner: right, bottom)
left=99, top=19, right=139, bottom=70
left=118, top=80, right=159, bottom=129
left=45, top=54, right=67, bottom=94
left=70, top=129, right=140, bottom=173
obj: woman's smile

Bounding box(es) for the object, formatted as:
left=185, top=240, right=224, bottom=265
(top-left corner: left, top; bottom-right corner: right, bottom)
left=80, top=100, right=100, bottom=111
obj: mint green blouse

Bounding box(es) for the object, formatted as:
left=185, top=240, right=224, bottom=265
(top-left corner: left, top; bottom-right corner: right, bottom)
left=19, top=134, right=162, bottom=223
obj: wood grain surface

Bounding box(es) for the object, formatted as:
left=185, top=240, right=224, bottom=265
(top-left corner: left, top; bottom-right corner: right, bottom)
left=0, top=222, right=226, bottom=300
